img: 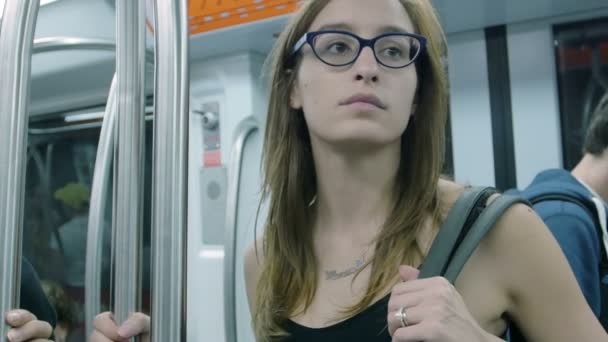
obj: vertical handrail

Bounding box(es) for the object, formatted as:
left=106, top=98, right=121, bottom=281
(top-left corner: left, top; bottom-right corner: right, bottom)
left=113, top=0, right=147, bottom=328
left=24, top=36, right=157, bottom=338
left=150, top=0, right=189, bottom=340
left=84, top=75, right=117, bottom=338
left=224, top=117, right=259, bottom=342
left=0, top=0, right=40, bottom=338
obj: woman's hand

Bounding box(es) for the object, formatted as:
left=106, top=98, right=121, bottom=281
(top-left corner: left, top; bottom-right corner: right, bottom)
left=4, top=309, right=53, bottom=342
left=387, top=266, right=492, bottom=342
left=90, top=312, right=150, bottom=342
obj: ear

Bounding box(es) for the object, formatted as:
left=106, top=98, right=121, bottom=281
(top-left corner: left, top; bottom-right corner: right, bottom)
left=290, top=81, right=303, bottom=110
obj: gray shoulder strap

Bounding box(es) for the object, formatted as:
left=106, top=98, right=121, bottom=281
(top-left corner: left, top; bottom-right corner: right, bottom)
left=443, top=194, right=529, bottom=283
left=418, top=186, right=495, bottom=279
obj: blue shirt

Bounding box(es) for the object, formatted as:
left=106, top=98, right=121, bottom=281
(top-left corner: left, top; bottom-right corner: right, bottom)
left=516, top=169, right=608, bottom=316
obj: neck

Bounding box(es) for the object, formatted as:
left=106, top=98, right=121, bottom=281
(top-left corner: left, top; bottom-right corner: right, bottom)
left=310, top=137, right=401, bottom=238
left=572, top=152, right=608, bottom=203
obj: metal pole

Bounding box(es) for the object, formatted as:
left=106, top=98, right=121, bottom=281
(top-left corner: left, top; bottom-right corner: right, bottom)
left=0, top=0, right=40, bottom=338
left=150, top=0, right=189, bottom=340
left=113, top=0, right=147, bottom=331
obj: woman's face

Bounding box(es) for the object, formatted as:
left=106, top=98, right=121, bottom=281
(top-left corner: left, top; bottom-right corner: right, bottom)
left=290, top=0, right=419, bottom=149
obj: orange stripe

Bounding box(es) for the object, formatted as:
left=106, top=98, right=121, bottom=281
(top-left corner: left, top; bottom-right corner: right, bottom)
left=188, top=0, right=301, bottom=35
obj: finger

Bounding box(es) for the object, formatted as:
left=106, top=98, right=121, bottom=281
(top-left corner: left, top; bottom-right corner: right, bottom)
left=387, top=289, right=426, bottom=314
left=388, top=304, right=427, bottom=337
left=391, top=276, right=452, bottom=296
left=117, top=312, right=151, bottom=339
left=392, top=323, right=430, bottom=342
left=388, top=304, right=427, bottom=333
left=90, top=329, right=121, bottom=342
left=93, top=312, right=125, bottom=341
left=398, top=265, right=419, bottom=282
left=6, top=320, right=52, bottom=342
left=5, top=309, right=37, bottom=328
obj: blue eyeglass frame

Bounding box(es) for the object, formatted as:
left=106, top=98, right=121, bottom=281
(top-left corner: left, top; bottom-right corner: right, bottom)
left=289, top=30, right=428, bottom=69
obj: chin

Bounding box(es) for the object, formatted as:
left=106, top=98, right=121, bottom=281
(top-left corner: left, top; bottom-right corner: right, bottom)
left=325, top=131, right=402, bottom=151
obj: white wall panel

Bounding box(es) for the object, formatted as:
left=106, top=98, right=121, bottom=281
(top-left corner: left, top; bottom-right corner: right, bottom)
left=507, top=22, right=563, bottom=188
left=447, top=30, right=496, bottom=187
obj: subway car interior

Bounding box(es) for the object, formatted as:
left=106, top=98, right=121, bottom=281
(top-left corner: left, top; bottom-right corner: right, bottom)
left=0, top=0, right=607, bottom=341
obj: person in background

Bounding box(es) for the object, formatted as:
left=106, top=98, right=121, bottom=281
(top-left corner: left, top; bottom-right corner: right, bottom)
left=41, top=280, right=81, bottom=342
left=516, top=92, right=608, bottom=327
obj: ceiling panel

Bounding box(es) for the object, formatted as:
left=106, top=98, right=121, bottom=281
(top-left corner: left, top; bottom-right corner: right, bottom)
left=433, top=0, right=608, bottom=33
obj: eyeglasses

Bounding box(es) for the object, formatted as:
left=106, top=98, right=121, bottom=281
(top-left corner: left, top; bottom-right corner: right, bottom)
left=290, top=30, right=427, bottom=69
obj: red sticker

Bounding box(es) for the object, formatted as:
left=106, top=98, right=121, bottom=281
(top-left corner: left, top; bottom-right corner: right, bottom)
left=204, top=150, right=222, bottom=167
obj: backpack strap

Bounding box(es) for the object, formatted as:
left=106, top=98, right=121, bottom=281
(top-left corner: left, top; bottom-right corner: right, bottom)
left=529, top=193, right=600, bottom=226
left=529, top=193, right=607, bottom=260
left=418, top=186, right=496, bottom=279
left=529, top=192, right=608, bottom=332
left=443, top=194, right=529, bottom=283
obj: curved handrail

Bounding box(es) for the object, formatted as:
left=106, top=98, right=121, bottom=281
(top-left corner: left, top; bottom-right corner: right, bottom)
left=150, top=0, right=190, bottom=340
left=84, top=75, right=117, bottom=338
left=0, top=0, right=40, bottom=338
left=224, top=117, right=259, bottom=342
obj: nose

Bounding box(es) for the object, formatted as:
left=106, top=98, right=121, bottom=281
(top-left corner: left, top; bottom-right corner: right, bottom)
left=353, top=46, right=379, bottom=83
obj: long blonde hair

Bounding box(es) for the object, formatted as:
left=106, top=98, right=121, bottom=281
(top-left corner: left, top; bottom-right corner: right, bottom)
left=255, top=0, right=449, bottom=339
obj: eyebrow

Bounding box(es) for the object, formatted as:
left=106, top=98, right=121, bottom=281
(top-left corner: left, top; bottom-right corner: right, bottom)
left=317, top=22, right=412, bottom=35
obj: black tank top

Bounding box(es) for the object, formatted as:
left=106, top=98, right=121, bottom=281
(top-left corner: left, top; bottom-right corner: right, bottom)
left=282, top=294, right=392, bottom=341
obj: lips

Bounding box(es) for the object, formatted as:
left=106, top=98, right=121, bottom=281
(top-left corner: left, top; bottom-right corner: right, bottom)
left=341, top=94, right=387, bottom=110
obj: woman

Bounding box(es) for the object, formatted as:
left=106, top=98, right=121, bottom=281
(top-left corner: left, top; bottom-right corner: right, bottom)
left=91, top=0, right=607, bottom=341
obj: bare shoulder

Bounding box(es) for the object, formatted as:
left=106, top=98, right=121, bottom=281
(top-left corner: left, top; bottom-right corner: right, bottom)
left=244, top=238, right=264, bottom=282
left=244, top=238, right=265, bottom=312
left=480, top=199, right=545, bottom=254
left=436, top=178, right=468, bottom=218
left=477, top=196, right=606, bottom=340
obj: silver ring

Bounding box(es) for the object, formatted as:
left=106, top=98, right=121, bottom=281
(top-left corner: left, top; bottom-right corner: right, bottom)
left=395, top=306, right=409, bottom=327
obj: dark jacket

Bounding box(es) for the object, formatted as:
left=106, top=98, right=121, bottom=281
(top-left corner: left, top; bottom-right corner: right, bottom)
left=20, top=258, right=57, bottom=329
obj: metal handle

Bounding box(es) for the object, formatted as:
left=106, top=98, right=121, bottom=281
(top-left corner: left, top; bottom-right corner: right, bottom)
left=224, top=117, right=260, bottom=342
left=113, top=0, right=147, bottom=328
left=28, top=113, right=153, bottom=136
left=0, top=0, right=40, bottom=338
left=32, top=36, right=155, bottom=63
left=150, top=0, right=190, bottom=340
left=84, top=75, right=118, bottom=338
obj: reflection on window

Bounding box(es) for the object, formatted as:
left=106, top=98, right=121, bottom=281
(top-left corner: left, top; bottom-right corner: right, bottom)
left=24, top=117, right=154, bottom=342
left=554, top=18, right=608, bottom=169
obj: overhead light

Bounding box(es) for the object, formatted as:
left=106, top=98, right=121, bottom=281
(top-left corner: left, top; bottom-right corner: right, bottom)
left=64, top=111, right=105, bottom=123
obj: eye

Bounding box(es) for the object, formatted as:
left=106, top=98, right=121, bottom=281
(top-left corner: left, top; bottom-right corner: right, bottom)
left=381, top=46, right=403, bottom=58
left=314, top=33, right=358, bottom=56
left=327, top=41, right=353, bottom=54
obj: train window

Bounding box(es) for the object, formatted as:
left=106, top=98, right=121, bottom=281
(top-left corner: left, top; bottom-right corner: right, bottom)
left=554, top=17, right=608, bottom=169
left=23, top=113, right=154, bottom=341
